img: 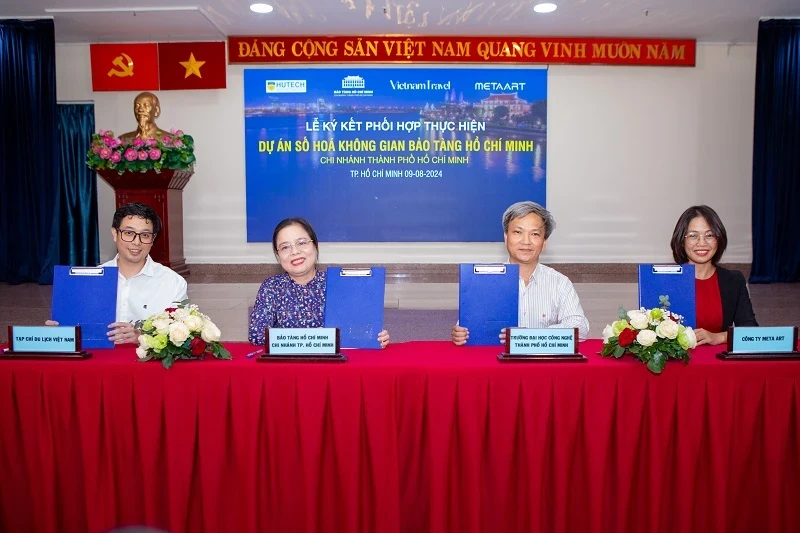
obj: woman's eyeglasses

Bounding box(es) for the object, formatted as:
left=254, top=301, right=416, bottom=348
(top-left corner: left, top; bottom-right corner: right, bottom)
left=277, top=238, right=313, bottom=256
left=684, top=232, right=716, bottom=244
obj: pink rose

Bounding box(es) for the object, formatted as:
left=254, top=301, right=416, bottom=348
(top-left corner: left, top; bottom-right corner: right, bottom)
left=146, top=139, right=157, bottom=147
left=148, top=148, right=162, bottom=160
left=132, top=138, right=144, bottom=148
left=137, top=150, right=148, bottom=160
left=110, top=152, right=122, bottom=163
left=92, top=145, right=101, bottom=154
left=99, top=147, right=112, bottom=159
left=173, top=139, right=183, bottom=148
left=175, top=130, right=184, bottom=136
left=102, top=136, right=113, bottom=146
left=124, top=148, right=138, bottom=161
left=161, top=136, right=172, bottom=145
left=110, top=138, right=121, bottom=148
left=98, top=129, right=109, bottom=136
left=169, top=128, right=176, bottom=134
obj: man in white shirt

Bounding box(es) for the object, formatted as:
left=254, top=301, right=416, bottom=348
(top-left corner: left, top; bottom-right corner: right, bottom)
left=452, top=201, right=589, bottom=344
left=49, top=202, right=187, bottom=344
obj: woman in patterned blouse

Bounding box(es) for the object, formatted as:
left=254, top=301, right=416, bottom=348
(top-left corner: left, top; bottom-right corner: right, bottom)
left=248, top=217, right=390, bottom=347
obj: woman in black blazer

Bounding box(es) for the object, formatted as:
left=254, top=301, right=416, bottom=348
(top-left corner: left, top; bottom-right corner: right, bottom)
left=670, top=205, right=758, bottom=346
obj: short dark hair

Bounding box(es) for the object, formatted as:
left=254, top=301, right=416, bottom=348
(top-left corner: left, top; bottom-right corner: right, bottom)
left=271, top=217, right=319, bottom=256
left=670, top=205, right=728, bottom=265
left=112, top=202, right=162, bottom=235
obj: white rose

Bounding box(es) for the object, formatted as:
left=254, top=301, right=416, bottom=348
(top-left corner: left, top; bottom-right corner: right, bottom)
left=135, top=346, right=149, bottom=360
left=655, top=318, right=680, bottom=339
left=627, top=310, right=650, bottom=330
left=168, top=322, right=191, bottom=346
left=637, top=329, right=658, bottom=347
left=182, top=314, right=204, bottom=332
left=602, top=324, right=614, bottom=344
left=172, top=308, right=190, bottom=321
left=138, top=334, right=148, bottom=347
left=201, top=320, right=221, bottom=342
left=152, top=318, right=171, bottom=335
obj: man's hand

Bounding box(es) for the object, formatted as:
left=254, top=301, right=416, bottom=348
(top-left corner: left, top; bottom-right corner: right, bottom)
left=378, top=330, right=390, bottom=349
left=108, top=322, right=140, bottom=344
left=452, top=325, right=469, bottom=345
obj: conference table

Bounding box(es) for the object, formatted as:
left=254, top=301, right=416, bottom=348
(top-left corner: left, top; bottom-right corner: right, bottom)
left=1, top=340, right=799, bottom=533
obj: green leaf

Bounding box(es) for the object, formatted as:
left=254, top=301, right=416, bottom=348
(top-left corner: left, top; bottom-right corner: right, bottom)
left=646, top=351, right=666, bottom=374
left=215, top=345, right=232, bottom=360
left=162, top=354, right=174, bottom=370
left=613, top=344, right=625, bottom=358
left=618, top=305, right=628, bottom=320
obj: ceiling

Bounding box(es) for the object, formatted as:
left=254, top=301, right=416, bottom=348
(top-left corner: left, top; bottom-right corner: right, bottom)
left=2, top=0, right=799, bottom=44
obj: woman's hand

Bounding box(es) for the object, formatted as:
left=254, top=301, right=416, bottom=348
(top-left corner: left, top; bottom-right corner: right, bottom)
left=694, top=328, right=727, bottom=346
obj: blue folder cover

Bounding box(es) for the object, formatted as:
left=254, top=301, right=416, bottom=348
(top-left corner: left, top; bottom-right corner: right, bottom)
left=52, top=265, right=118, bottom=349
left=458, top=263, right=519, bottom=346
left=323, top=267, right=386, bottom=349
left=638, top=264, right=696, bottom=328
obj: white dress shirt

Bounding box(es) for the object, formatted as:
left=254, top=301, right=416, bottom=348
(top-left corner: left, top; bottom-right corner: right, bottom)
left=518, top=263, right=590, bottom=340
left=101, top=255, right=188, bottom=323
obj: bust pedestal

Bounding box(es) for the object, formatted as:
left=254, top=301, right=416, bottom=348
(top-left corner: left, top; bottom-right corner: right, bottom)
left=97, top=169, right=192, bottom=276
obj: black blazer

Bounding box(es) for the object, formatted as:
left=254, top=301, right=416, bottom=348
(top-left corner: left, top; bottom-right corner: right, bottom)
left=716, top=266, right=758, bottom=331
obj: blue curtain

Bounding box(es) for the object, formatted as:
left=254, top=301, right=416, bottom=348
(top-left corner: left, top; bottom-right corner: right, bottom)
left=57, top=104, right=99, bottom=266
left=751, top=19, right=800, bottom=283
left=0, top=19, right=59, bottom=284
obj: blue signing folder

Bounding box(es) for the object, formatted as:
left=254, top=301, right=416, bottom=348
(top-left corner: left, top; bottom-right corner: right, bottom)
left=52, top=266, right=118, bottom=349
left=323, top=267, right=386, bottom=349
left=638, top=264, right=696, bottom=328
left=458, top=264, right=519, bottom=346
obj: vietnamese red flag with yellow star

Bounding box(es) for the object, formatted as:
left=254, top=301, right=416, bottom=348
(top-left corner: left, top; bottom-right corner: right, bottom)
left=90, top=43, right=159, bottom=91
left=158, top=42, right=227, bottom=90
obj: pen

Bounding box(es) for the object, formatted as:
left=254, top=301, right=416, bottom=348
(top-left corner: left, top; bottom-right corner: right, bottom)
left=245, top=349, right=264, bottom=359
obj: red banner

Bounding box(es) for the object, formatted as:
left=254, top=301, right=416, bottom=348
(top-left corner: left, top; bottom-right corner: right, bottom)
left=158, top=42, right=227, bottom=90
left=227, top=36, right=696, bottom=66
left=90, top=43, right=159, bottom=92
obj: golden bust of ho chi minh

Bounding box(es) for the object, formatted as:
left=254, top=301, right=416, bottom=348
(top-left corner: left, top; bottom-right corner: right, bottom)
left=119, top=92, right=169, bottom=141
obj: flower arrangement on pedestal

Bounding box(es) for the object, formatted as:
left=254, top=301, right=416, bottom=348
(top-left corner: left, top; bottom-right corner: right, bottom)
left=600, top=297, right=697, bottom=374
left=135, top=300, right=231, bottom=369
left=86, top=129, right=195, bottom=173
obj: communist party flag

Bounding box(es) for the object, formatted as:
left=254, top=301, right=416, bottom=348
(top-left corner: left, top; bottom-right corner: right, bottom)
left=90, top=43, right=159, bottom=91
left=158, top=42, right=227, bottom=90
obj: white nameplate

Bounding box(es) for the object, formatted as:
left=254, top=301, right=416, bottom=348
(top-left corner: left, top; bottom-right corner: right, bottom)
left=730, top=326, right=797, bottom=354
left=507, top=328, right=578, bottom=355
left=8, top=325, right=80, bottom=353
left=266, top=328, right=339, bottom=356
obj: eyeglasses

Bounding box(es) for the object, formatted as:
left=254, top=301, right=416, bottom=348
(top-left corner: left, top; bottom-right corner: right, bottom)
left=277, top=238, right=313, bottom=256
left=117, top=229, right=156, bottom=244
left=684, top=232, right=717, bottom=244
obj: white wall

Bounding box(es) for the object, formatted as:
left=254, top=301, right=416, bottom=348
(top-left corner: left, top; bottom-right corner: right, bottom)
left=56, top=43, right=756, bottom=265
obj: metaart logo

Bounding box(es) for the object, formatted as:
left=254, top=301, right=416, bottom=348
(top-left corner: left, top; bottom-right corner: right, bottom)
left=342, top=75, right=365, bottom=89
left=265, top=80, right=307, bottom=93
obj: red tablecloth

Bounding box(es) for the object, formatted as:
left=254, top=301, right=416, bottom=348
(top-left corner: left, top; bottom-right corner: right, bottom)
left=1, top=341, right=799, bottom=533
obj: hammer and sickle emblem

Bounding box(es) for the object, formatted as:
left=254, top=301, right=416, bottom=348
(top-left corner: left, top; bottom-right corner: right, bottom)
left=107, top=53, right=134, bottom=77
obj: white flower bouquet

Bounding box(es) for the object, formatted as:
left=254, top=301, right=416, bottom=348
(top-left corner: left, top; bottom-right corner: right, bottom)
left=135, top=300, right=231, bottom=369
left=600, top=297, right=697, bottom=374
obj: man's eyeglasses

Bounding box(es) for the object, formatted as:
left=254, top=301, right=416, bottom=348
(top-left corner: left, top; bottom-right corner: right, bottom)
left=684, top=232, right=716, bottom=244
left=117, top=229, right=156, bottom=244
left=277, top=238, right=313, bottom=256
